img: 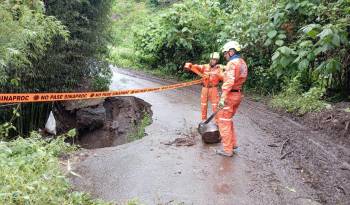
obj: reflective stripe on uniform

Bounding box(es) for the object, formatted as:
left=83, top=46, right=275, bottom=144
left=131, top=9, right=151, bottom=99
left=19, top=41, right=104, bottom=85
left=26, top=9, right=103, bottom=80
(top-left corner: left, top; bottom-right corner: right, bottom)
left=219, top=118, right=232, bottom=121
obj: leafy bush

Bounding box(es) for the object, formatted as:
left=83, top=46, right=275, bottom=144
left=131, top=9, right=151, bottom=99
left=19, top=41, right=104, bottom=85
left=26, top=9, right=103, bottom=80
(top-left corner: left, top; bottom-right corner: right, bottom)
left=0, top=1, right=69, bottom=87
left=219, top=0, right=276, bottom=93
left=0, top=0, right=114, bottom=135
left=108, top=46, right=139, bottom=69
left=271, top=75, right=326, bottom=115
left=112, top=0, right=349, bottom=113
left=135, top=0, right=227, bottom=78
left=133, top=0, right=349, bottom=96
left=148, top=0, right=160, bottom=7
left=108, top=0, right=150, bottom=68
left=89, top=61, right=112, bottom=91
left=267, top=0, right=350, bottom=95
left=0, top=132, right=110, bottom=205
left=36, top=0, right=114, bottom=92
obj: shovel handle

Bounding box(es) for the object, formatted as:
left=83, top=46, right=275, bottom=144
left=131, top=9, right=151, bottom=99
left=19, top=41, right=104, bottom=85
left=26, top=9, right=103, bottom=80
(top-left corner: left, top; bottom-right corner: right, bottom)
left=203, top=107, right=223, bottom=124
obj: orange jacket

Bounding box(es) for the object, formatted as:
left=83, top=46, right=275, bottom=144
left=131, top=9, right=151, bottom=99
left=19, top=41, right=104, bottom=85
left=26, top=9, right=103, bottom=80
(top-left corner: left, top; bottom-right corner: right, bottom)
left=221, top=58, right=248, bottom=96
left=189, top=64, right=223, bottom=87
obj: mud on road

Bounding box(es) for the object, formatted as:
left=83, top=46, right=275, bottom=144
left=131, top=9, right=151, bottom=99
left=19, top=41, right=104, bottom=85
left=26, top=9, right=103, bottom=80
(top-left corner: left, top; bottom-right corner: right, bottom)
left=243, top=100, right=350, bottom=204
left=70, top=67, right=350, bottom=205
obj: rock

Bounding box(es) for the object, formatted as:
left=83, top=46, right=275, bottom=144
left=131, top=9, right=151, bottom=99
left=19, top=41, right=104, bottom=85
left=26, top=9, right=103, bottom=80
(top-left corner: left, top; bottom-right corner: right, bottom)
left=340, top=162, right=350, bottom=171
left=104, top=96, right=152, bottom=135
left=62, top=99, right=105, bottom=112
left=76, top=104, right=106, bottom=131
left=111, top=121, right=119, bottom=130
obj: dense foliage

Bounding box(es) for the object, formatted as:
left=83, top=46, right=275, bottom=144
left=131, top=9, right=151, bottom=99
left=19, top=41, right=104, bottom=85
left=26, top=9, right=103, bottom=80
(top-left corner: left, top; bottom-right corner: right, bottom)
left=136, top=0, right=349, bottom=93
left=41, top=0, right=114, bottom=92
left=108, top=0, right=151, bottom=69
left=0, top=132, right=110, bottom=205
left=0, top=0, right=68, bottom=90
left=1, top=0, right=113, bottom=93
left=129, top=0, right=350, bottom=112
left=264, top=0, right=350, bottom=96
left=135, top=0, right=226, bottom=78
left=0, top=0, right=114, bottom=134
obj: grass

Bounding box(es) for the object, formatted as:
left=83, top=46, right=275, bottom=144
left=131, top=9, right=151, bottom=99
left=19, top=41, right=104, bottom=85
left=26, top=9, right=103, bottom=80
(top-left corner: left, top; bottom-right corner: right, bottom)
left=0, top=132, right=111, bottom=205
left=128, top=112, right=152, bottom=142
left=0, top=130, right=152, bottom=205
left=271, top=87, right=327, bottom=115
left=108, top=0, right=154, bottom=68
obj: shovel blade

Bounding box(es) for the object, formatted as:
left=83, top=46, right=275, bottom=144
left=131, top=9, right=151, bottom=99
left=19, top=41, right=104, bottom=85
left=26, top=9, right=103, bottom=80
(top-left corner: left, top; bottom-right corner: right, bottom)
left=198, top=122, right=206, bottom=135
left=202, top=130, right=221, bottom=144
left=198, top=122, right=221, bottom=144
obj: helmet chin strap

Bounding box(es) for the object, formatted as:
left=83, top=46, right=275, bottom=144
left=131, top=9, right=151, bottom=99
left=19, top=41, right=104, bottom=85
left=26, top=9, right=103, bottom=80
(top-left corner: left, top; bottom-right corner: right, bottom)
left=229, top=53, right=241, bottom=61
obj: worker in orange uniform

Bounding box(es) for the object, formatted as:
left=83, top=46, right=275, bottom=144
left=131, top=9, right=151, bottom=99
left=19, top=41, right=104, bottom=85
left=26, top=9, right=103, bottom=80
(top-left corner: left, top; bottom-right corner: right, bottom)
left=216, top=41, right=248, bottom=157
left=184, top=52, right=223, bottom=122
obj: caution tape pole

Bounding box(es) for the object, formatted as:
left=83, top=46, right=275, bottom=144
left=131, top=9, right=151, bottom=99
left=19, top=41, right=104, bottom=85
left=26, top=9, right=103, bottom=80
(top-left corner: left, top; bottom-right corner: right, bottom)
left=0, top=79, right=202, bottom=104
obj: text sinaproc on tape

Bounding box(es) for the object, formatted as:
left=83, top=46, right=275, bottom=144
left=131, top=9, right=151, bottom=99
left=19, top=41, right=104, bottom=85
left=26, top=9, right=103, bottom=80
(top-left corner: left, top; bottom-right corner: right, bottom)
left=0, top=79, right=202, bottom=104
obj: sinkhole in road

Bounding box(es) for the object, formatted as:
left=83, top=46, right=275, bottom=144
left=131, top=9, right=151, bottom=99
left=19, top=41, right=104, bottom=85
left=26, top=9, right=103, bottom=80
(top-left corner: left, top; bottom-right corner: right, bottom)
left=54, top=96, right=153, bottom=149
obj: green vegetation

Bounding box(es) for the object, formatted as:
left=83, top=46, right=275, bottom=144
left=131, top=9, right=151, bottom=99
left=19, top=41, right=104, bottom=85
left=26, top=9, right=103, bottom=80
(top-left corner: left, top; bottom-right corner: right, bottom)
left=0, top=0, right=113, bottom=93
left=42, top=0, right=114, bottom=92
left=135, top=0, right=226, bottom=79
left=1, top=0, right=347, bottom=204
left=0, top=0, right=114, bottom=135
left=271, top=75, right=327, bottom=115
left=108, top=1, right=152, bottom=68
left=0, top=1, right=115, bottom=203
left=0, top=131, right=110, bottom=205
left=110, top=0, right=349, bottom=114
left=0, top=1, right=69, bottom=87
left=128, top=112, right=152, bottom=142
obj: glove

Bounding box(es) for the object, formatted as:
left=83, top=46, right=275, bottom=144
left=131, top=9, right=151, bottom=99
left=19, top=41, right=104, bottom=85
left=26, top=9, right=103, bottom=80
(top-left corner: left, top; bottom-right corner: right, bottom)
left=218, top=97, right=225, bottom=109
left=202, top=74, right=209, bottom=79
left=184, top=62, right=192, bottom=70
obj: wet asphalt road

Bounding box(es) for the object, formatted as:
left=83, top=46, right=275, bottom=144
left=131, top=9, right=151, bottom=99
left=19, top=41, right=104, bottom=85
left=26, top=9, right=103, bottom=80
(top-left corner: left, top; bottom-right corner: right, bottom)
left=71, top=68, right=344, bottom=205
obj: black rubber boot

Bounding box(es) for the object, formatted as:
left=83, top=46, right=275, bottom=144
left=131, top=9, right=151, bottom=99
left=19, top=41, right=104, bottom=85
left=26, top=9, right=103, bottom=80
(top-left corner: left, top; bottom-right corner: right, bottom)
left=215, top=149, right=233, bottom=157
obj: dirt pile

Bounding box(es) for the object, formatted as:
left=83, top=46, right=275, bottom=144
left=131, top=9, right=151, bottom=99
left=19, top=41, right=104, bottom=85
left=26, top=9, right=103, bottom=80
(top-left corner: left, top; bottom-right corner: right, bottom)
left=162, top=134, right=196, bottom=146
left=54, top=96, right=152, bottom=148
left=302, top=102, right=350, bottom=139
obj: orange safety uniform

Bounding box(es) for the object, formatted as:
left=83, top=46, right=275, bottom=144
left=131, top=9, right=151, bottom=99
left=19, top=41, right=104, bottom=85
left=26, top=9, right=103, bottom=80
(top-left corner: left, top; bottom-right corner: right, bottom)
left=188, top=64, right=223, bottom=121
left=218, top=56, right=248, bottom=153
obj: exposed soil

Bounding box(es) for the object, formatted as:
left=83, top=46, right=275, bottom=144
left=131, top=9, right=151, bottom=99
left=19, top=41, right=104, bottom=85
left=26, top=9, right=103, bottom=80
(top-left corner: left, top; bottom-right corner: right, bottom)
left=54, top=96, right=152, bottom=149
left=302, top=102, right=350, bottom=139
left=243, top=100, right=350, bottom=204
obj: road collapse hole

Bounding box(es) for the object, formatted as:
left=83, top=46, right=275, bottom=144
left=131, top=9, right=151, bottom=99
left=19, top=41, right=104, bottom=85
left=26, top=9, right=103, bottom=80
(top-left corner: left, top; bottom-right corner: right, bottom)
left=53, top=96, right=153, bottom=149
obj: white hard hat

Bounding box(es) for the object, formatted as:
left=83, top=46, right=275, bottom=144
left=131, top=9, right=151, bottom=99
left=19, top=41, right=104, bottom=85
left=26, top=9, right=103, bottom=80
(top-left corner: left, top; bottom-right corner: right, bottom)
left=222, top=41, right=241, bottom=53
left=210, top=52, right=220, bottom=59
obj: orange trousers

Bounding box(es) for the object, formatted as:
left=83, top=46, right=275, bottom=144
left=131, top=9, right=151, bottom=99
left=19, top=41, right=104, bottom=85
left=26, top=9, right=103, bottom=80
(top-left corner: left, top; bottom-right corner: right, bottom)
left=201, top=87, right=220, bottom=121
left=217, top=92, right=242, bottom=153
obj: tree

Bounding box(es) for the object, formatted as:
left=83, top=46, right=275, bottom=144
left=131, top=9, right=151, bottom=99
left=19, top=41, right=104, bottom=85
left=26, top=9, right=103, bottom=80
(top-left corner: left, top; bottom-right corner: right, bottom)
left=0, top=0, right=115, bottom=136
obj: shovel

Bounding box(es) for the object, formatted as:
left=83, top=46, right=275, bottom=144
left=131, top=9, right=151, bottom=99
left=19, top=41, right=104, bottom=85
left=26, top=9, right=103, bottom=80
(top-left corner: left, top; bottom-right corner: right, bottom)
left=198, top=108, right=222, bottom=144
